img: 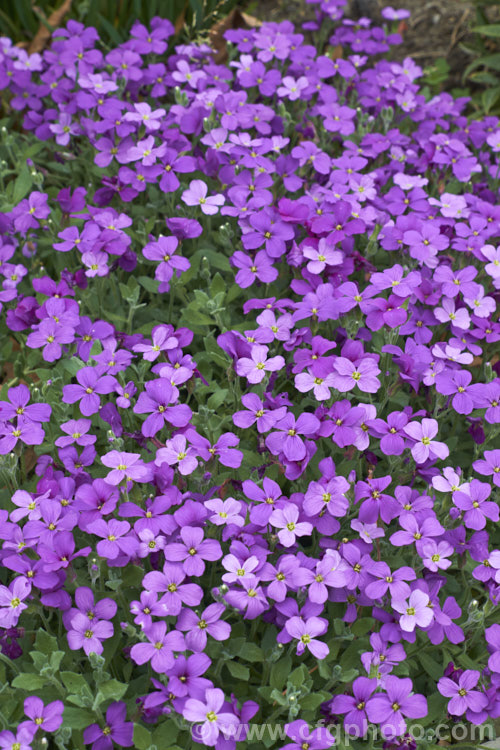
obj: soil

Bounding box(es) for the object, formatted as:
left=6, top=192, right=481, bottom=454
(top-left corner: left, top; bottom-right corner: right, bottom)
left=243, top=0, right=494, bottom=94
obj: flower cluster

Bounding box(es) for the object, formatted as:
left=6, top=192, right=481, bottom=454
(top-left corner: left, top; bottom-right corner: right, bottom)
left=0, top=1, right=499, bottom=748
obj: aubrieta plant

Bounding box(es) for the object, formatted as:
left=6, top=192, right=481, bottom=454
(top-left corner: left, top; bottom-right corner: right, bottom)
left=0, top=1, right=500, bottom=748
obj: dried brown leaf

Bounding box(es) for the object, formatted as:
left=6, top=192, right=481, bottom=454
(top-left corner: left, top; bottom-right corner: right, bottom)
left=28, top=0, right=72, bottom=55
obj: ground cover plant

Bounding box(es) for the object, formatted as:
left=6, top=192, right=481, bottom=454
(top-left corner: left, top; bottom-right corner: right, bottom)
left=1, top=0, right=500, bottom=748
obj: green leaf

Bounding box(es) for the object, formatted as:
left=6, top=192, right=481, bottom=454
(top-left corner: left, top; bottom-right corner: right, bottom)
left=35, top=629, right=58, bottom=655
left=210, top=272, right=226, bottom=297
left=288, top=665, right=308, bottom=688
left=152, top=720, right=179, bottom=746
left=207, top=389, right=228, bottom=410
left=300, top=692, right=330, bottom=710
left=270, top=655, right=292, bottom=690
left=418, top=652, right=443, bottom=680
left=350, top=618, right=373, bottom=636
left=12, top=673, right=47, bottom=690
left=226, top=661, right=250, bottom=680
left=472, top=24, right=500, bottom=37
left=133, top=723, right=152, bottom=750
left=63, top=357, right=86, bottom=377
left=63, top=707, right=97, bottom=730
left=239, top=643, right=264, bottom=662
left=138, top=275, right=159, bottom=294
left=60, top=671, right=90, bottom=694
left=180, top=305, right=214, bottom=326
left=95, top=678, right=128, bottom=706
left=482, top=87, right=500, bottom=113
left=12, top=164, right=32, bottom=204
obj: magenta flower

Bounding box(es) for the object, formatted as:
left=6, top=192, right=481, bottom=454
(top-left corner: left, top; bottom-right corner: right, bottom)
left=235, top=344, right=285, bottom=383
left=183, top=688, right=240, bottom=747
left=285, top=616, right=329, bottom=659
left=83, top=701, right=133, bottom=750
left=403, top=418, right=450, bottom=463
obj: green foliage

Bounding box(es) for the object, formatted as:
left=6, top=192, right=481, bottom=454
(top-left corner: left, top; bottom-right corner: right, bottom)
left=462, top=0, right=500, bottom=114
left=0, top=0, right=239, bottom=46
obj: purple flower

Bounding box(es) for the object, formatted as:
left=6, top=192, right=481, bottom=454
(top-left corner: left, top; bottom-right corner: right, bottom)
left=130, top=621, right=185, bottom=672
left=232, top=250, right=278, bottom=287
left=87, top=518, right=138, bottom=560
left=142, top=236, right=190, bottom=292
left=282, top=719, right=336, bottom=750
left=164, top=526, right=222, bottom=576
left=23, top=697, right=64, bottom=733
left=438, top=670, right=488, bottom=718
left=133, top=378, right=192, bottom=436
left=101, top=451, right=151, bottom=485
left=83, top=701, right=133, bottom=750
left=62, top=366, right=116, bottom=416
left=183, top=688, right=240, bottom=747
left=242, top=209, right=295, bottom=258
left=330, top=677, right=378, bottom=737
left=67, top=613, right=113, bottom=655
left=0, top=418, right=45, bottom=454
left=235, top=344, right=285, bottom=383
left=233, top=393, right=287, bottom=433
left=143, top=562, right=202, bottom=615
left=332, top=357, right=381, bottom=393
left=0, top=577, right=31, bottom=628
left=366, top=677, right=427, bottom=738
left=473, top=449, right=500, bottom=487
left=403, top=418, right=450, bottom=463
left=177, top=603, right=231, bottom=652
left=26, top=318, right=75, bottom=361
left=0, top=384, right=51, bottom=424
left=156, top=434, right=198, bottom=475
left=392, top=589, right=434, bottom=632
left=0, top=726, right=35, bottom=750
left=285, top=616, right=329, bottom=659
left=453, top=479, right=499, bottom=530
left=265, top=411, right=320, bottom=462
left=182, top=180, right=225, bottom=215
left=270, top=504, right=312, bottom=547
